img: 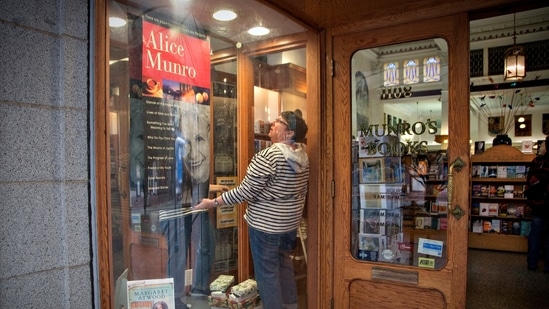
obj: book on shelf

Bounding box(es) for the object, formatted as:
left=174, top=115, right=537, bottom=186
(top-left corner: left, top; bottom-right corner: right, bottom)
left=472, top=165, right=482, bottom=178
left=429, top=201, right=439, bottom=215
left=521, top=221, right=531, bottom=236
left=488, top=185, right=497, bottom=197
left=498, top=203, right=508, bottom=216
left=512, top=222, right=521, bottom=235
left=472, top=202, right=480, bottom=215
left=423, top=217, right=433, bottom=229
left=488, top=203, right=499, bottom=216
left=478, top=165, right=488, bottom=178
left=495, top=185, right=505, bottom=198
left=497, top=166, right=507, bottom=178
left=437, top=202, right=448, bottom=214
left=487, top=166, right=498, bottom=178
left=491, top=219, right=501, bottom=233
left=507, top=204, right=517, bottom=216
left=480, top=185, right=489, bottom=197
left=431, top=217, right=439, bottom=230
left=516, top=206, right=524, bottom=218
left=516, top=165, right=527, bottom=178
left=504, top=185, right=515, bottom=198
left=483, top=220, right=492, bottom=233
left=439, top=217, right=448, bottom=230
left=506, top=166, right=516, bottom=178
left=415, top=217, right=425, bottom=229
left=472, top=219, right=483, bottom=233
left=472, top=184, right=482, bottom=197
left=501, top=220, right=512, bottom=234
left=479, top=203, right=490, bottom=216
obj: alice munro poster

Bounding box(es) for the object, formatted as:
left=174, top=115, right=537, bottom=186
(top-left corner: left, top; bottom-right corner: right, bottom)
left=128, top=14, right=211, bottom=212
left=127, top=278, right=175, bottom=309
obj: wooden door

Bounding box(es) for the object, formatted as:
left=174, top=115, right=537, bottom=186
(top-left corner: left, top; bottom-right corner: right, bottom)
left=330, top=14, right=470, bottom=308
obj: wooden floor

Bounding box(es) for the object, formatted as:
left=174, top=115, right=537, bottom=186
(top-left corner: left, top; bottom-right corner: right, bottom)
left=466, top=249, right=549, bottom=309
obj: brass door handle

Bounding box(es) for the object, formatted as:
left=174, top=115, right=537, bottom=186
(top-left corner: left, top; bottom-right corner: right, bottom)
left=447, top=157, right=466, bottom=220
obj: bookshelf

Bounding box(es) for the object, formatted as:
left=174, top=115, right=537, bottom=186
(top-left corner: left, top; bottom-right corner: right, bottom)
left=469, top=145, right=535, bottom=252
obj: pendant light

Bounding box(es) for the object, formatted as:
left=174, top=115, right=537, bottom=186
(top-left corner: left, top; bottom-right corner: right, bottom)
left=504, top=13, right=525, bottom=81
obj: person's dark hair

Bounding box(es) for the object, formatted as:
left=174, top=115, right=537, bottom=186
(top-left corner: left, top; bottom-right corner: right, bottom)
left=152, top=301, right=168, bottom=309
left=281, top=109, right=308, bottom=142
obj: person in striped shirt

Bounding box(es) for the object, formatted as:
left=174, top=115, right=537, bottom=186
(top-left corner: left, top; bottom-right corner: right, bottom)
left=195, top=109, right=309, bottom=309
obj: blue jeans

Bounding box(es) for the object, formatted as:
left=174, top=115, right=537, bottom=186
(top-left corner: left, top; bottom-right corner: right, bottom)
left=162, top=211, right=216, bottom=297
left=248, top=226, right=298, bottom=309
left=527, top=216, right=549, bottom=271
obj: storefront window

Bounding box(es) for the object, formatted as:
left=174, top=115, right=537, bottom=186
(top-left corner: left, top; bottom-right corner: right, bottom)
left=107, top=0, right=308, bottom=307
left=351, top=39, right=449, bottom=269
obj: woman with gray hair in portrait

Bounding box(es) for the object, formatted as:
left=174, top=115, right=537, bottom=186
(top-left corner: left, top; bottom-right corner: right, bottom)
left=195, top=109, right=310, bottom=309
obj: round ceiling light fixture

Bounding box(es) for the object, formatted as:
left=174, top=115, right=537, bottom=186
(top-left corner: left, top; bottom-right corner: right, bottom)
left=248, top=26, right=270, bottom=36
left=213, top=10, right=237, bottom=21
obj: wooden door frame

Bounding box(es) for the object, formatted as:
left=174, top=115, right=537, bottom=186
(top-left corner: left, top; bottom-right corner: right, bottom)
left=324, top=13, right=471, bottom=308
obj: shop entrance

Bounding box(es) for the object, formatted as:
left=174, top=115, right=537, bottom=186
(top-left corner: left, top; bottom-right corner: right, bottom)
left=330, top=14, right=471, bottom=308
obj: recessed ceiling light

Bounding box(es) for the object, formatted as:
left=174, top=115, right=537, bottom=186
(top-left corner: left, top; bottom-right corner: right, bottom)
left=213, top=10, right=237, bottom=21
left=109, top=17, right=127, bottom=27
left=248, top=26, right=270, bottom=36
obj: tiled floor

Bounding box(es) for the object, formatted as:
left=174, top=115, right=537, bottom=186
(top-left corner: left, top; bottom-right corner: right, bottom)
left=466, top=249, right=549, bottom=308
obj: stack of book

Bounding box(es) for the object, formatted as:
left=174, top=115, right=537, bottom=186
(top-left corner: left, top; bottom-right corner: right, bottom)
left=228, top=279, right=261, bottom=309
left=209, top=274, right=235, bottom=308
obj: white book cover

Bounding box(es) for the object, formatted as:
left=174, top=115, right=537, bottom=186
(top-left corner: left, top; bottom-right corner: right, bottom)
left=127, top=278, right=174, bottom=309
left=472, top=219, right=483, bottom=233
left=497, top=166, right=507, bottom=178
left=479, top=203, right=490, bottom=216
left=522, top=140, right=533, bottom=153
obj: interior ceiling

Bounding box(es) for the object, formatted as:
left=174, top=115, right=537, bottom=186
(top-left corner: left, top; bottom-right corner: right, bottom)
left=114, top=0, right=549, bottom=117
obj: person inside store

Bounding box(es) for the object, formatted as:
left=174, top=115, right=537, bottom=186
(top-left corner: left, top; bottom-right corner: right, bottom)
left=194, top=110, right=310, bottom=309
left=162, top=103, right=228, bottom=309
left=526, top=135, right=549, bottom=272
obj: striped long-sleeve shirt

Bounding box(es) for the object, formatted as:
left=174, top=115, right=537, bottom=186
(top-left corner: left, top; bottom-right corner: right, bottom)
left=220, top=142, right=309, bottom=233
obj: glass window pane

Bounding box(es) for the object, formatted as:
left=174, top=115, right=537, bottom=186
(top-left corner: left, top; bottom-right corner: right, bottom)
left=404, top=59, right=419, bottom=84
left=424, top=56, right=441, bottom=82
left=352, top=39, right=449, bottom=269
left=107, top=1, right=308, bottom=307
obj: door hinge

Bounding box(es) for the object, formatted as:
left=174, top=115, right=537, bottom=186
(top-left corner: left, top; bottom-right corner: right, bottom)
left=331, top=180, right=335, bottom=198
left=330, top=59, right=334, bottom=77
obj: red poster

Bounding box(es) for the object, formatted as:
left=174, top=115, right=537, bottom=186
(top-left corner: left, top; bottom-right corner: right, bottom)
left=142, top=19, right=210, bottom=89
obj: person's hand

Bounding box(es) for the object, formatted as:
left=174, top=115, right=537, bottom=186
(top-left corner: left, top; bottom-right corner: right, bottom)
left=194, top=198, right=215, bottom=210
left=209, top=184, right=230, bottom=193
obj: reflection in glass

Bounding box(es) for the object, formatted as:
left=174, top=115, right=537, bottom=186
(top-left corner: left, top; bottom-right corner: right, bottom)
left=107, top=0, right=308, bottom=307
left=351, top=39, right=449, bottom=269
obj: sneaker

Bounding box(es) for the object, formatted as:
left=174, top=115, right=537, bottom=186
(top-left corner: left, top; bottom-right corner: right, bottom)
left=190, top=288, right=210, bottom=297
left=174, top=298, right=188, bottom=309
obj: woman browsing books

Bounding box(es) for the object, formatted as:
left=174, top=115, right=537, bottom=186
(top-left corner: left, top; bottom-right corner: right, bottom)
left=194, top=110, right=310, bottom=309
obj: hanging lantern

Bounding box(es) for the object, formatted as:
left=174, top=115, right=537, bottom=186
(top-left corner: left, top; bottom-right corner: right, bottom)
left=504, top=14, right=526, bottom=81
left=504, top=45, right=525, bottom=81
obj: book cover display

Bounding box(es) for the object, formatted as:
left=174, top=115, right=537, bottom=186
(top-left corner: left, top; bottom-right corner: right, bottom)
left=127, top=278, right=175, bottom=309
left=128, top=14, right=212, bottom=213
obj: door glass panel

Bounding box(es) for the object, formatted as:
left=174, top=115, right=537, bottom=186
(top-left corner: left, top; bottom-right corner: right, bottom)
left=351, top=38, right=449, bottom=269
